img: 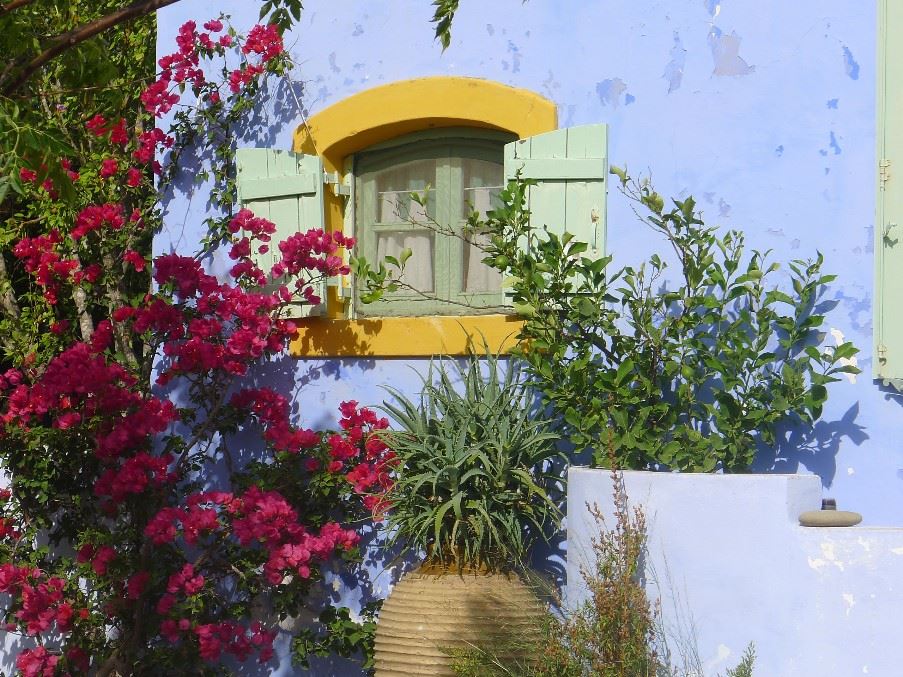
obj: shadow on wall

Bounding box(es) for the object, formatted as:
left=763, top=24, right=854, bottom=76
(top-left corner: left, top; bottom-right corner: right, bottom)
left=754, top=402, right=867, bottom=486
left=158, top=74, right=302, bottom=224
left=291, top=319, right=387, bottom=359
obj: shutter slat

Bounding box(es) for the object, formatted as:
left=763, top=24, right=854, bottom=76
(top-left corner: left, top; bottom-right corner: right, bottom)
left=239, top=174, right=318, bottom=200
left=514, top=158, right=606, bottom=180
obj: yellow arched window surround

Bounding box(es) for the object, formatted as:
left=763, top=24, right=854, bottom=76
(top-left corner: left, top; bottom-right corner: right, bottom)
left=288, top=77, right=557, bottom=358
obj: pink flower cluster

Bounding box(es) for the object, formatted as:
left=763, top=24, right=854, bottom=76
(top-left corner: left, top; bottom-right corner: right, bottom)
left=274, top=229, right=355, bottom=306
left=333, top=400, right=396, bottom=511
left=139, top=254, right=299, bottom=383
left=0, top=565, right=84, bottom=654
left=145, top=486, right=359, bottom=585
left=143, top=19, right=285, bottom=117
left=77, top=544, right=117, bottom=576
left=72, top=202, right=125, bottom=240
left=15, top=646, right=59, bottom=677
left=1, top=339, right=178, bottom=513
left=158, top=619, right=275, bottom=664
left=10, top=230, right=72, bottom=304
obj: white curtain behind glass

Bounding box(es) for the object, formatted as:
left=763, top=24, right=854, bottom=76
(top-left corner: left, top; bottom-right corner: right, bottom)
left=375, top=159, right=436, bottom=294
left=462, top=158, right=503, bottom=293
left=377, top=232, right=434, bottom=292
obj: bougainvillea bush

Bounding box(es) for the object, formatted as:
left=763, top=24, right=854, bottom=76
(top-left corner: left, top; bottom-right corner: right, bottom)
left=0, top=18, right=394, bottom=675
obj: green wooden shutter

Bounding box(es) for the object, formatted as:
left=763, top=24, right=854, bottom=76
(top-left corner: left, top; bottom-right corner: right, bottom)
left=235, top=148, right=327, bottom=317
left=877, top=0, right=903, bottom=387
left=504, top=124, right=609, bottom=259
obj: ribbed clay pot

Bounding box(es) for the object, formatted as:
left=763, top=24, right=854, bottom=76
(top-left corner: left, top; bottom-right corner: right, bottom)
left=374, top=565, right=545, bottom=676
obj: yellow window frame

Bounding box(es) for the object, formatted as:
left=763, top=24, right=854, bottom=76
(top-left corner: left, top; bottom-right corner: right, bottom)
left=289, top=76, right=557, bottom=358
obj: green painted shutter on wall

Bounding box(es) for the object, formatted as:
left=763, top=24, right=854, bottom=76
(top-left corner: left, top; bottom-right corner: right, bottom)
left=877, top=0, right=903, bottom=387
left=504, top=124, right=609, bottom=260
left=235, top=148, right=327, bottom=317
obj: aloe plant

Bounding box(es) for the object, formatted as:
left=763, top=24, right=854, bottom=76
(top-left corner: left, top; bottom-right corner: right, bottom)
left=381, top=352, right=563, bottom=571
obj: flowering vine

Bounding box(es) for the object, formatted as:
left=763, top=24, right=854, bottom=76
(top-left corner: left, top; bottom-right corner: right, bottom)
left=0, top=17, right=393, bottom=675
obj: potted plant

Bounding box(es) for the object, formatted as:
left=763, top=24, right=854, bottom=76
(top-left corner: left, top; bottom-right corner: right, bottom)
left=372, top=351, right=562, bottom=677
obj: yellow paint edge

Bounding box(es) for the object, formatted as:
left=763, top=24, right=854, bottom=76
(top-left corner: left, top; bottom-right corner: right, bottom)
left=290, top=77, right=555, bottom=358
left=294, top=76, right=558, bottom=170
left=289, top=315, right=525, bottom=357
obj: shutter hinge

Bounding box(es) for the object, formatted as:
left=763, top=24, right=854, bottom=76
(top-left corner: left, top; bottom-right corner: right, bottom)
left=324, top=171, right=351, bottom=197
left=880, top=159, right=891, bottom=189
left=878, top=344, right=888, bottom=363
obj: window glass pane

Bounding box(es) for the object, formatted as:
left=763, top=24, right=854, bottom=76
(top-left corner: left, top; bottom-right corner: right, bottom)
left=462, top=157, right=503, bottom=218
left=463, top=230, right=502, bottom=293
left=376, top=158, right=436, bottom=223
left=461, top=157, right=503, bottom=292
left=377, top=230, right=435, bottom=293
left=354, top=131, right=513, bottom=316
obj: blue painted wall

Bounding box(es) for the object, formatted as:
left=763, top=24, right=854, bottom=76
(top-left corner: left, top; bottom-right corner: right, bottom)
left=159, top=0, right=888, bottom=520
left=156, top=1, right=893, bottom=673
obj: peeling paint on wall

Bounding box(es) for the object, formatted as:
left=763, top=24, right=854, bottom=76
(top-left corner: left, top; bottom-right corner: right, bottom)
left=703, top=644, right=733, bottom=673
left=505, top=40, right=522, bottom=73
left=829, top=131, right=842, bottom=155
left=775, top=144, right=784, bottom=156
left=827, top=98, right=839, bottom=108
left=842, top=45, right=860, bottom=80
left=703, top=0, right=721, bottom=17
left=596, top=77, right=629, bottom=107
left=663, top=31, right=687, bottom=93
left=842, top=592, right=856, bottom=616
left=808, top=541, right=845, bottom=571
left=708, top=27, right=754, bottom=76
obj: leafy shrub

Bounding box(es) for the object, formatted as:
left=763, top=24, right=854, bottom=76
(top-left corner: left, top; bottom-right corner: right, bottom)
left=380, top=350, right=563, bottom=570
left=479, top=172, right=859, bottom=471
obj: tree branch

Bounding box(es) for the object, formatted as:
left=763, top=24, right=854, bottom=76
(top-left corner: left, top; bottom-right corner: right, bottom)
left=1, top=0, right=181, bottom=95
left=0, top=0, right=37, bottom=14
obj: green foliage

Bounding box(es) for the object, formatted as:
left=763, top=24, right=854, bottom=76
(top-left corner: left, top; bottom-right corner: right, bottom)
left=381, top=350, right=563, bottom=570
left=0, top=1, right=157, bottom=208
left=431, top=0, right=461, bottom=49
left=292, top=603, right=379, bottom=673
left=479, top=172, right=859, bottom=472
left=259, top=0, right=304, bottom=32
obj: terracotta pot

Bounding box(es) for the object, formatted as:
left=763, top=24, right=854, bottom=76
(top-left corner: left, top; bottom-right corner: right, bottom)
left=374, top=565, right=545, bottom=676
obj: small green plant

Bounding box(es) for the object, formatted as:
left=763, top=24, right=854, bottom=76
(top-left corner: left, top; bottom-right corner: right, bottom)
left=448, top=467, right=756, bottom=677
left=446, top=467, right=659, bottom=677
left=479, top=171, right=859, bottom=471
left=380, top=350, right=563, bottom=570
left=723, top=644, right=757, bottom=677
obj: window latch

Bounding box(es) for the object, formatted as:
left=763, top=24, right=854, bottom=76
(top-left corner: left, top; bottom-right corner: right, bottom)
left=323, top=171, right=351, bottom=197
